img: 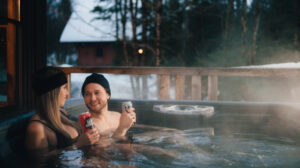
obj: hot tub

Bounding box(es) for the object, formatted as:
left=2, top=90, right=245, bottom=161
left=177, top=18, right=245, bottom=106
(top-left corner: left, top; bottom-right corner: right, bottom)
left=1, top=99, right=300, bottom=167
left=66, top=98, right=300, bottom=139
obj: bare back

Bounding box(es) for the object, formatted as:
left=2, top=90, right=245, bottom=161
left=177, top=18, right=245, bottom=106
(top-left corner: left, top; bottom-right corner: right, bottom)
left=25, top=114, right=79, bottom=151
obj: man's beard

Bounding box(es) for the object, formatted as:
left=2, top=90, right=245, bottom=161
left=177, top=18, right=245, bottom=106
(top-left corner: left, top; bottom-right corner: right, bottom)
left=87, top=101, right=107, bottom=114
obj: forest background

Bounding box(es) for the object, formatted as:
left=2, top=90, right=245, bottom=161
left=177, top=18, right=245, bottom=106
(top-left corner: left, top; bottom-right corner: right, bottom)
left=46, top=0, right=300, bottom=102
left=47, top=0, right=300, bottom=67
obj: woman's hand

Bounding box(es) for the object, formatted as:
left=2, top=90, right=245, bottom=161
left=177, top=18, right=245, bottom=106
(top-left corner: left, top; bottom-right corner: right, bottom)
left=114, top=108, right=136, bottom=137
left=75, top=128, right=100, bottom=147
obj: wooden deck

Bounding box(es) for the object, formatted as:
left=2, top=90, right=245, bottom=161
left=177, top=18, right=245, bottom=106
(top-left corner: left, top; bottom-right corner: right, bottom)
left=59, top=66, right=300, bottom=101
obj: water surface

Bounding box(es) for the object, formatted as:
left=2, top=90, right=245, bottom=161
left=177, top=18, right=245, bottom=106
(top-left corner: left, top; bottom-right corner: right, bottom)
left=44, top=125, right=300, bottom=168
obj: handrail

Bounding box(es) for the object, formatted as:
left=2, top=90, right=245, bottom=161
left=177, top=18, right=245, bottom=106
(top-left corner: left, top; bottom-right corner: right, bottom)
left=60, top=66, right=300, bottom=77
left=59, top=66, right=300, bottom=101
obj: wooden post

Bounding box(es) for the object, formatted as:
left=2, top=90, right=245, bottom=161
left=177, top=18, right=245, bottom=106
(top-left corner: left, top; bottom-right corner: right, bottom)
left=159, top=75, right=170, bottom=99
left=208, top=75, right=218, bottom=101
left=6, top=24, right=16, bottom=105
left=175, top=75, right=185, bottom=100
left=191, top=75, right=202, bottom=100
left=66, top=73, right=71, bottom=98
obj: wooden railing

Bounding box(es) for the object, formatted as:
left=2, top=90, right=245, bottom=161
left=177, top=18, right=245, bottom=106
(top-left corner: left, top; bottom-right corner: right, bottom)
left=59, top=66, right=300, bottom=101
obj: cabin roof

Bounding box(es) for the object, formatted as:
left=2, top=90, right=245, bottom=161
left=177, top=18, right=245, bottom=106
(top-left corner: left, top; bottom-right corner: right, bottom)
left=60, top=0, right=138, bottom=43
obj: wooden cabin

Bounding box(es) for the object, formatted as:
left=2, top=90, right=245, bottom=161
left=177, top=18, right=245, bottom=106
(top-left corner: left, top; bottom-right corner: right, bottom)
left=0, top=0, right=46, bottom=117
left=2, top=0, right=300, bottom=117
left=59, top=0, right=119, bottom=66
left=76, top=43, right=115, bottom=66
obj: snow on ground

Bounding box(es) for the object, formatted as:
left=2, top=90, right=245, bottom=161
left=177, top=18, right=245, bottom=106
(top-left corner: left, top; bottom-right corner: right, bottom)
left=237, top=62, right=300, bottom=68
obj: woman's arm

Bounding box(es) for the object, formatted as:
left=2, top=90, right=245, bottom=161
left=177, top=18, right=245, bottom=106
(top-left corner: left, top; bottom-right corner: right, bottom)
left=74, top=128, right=100, bottom=147
left=25, top=122, right=49, bottom=150
left=25, top=122, right=50, bottom=163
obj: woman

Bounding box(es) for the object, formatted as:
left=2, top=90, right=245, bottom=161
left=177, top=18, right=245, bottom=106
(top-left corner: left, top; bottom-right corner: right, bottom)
left=25, top=67, right=99, bottom=161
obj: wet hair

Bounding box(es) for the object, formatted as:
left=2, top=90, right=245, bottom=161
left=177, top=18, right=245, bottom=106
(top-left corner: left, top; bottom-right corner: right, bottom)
left=81, top=73, right=111, bottom=96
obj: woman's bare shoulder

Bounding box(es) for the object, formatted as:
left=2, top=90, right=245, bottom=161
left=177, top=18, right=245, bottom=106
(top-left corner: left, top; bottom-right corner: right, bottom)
left=27, top=115, right=45, bottom=133
left=26, top=115, right=48, bottom=149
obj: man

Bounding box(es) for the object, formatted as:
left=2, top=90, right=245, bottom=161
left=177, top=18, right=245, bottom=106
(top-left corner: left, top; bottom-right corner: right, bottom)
left=81, top=73, right=136, bottom=138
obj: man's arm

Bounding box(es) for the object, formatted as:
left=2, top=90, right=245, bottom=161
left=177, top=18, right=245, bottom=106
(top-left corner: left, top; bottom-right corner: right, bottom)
left=113, top=108, right=136, bottom=138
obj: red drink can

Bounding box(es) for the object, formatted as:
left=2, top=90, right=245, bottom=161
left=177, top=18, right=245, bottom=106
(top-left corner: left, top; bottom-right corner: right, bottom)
left=79, top=112, right=94, bottom=132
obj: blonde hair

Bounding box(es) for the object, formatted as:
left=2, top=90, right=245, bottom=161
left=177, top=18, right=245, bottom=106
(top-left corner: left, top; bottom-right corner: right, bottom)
left=35, top=67, right=81, bottom=138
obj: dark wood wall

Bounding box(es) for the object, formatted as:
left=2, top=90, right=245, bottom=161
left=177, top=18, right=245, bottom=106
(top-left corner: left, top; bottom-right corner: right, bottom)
left=19, top=0, right=46, bottom=111
left=0, top=0, right=46, bottom=117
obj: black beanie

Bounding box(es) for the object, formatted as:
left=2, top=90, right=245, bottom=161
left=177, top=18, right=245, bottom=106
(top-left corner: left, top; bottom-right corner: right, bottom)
left=33, top=67, right=67, bottom=95
left=81, top=73, right=111, bottom=96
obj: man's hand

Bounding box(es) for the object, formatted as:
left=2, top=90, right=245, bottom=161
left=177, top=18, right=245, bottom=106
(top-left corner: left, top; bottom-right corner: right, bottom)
left=114, top=108, right=136, bottom=137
